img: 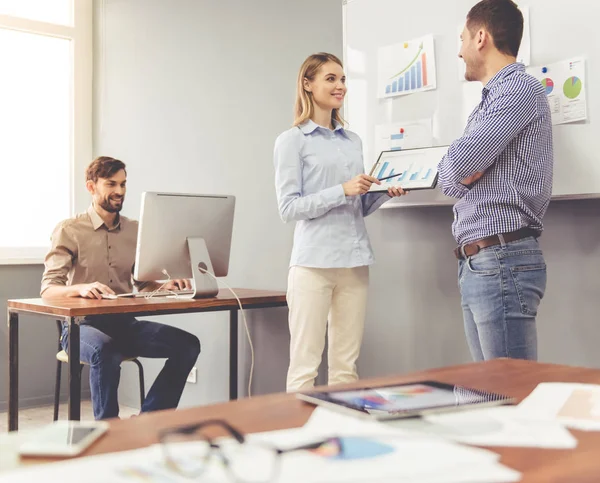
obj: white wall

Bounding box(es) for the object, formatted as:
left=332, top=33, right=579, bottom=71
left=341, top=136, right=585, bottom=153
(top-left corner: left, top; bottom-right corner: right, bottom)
left=91, top=0, right=343, bottom=406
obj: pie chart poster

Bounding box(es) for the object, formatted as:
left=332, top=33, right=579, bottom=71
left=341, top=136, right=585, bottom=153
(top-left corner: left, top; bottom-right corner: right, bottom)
left=528, top=57, right=587, bottom=125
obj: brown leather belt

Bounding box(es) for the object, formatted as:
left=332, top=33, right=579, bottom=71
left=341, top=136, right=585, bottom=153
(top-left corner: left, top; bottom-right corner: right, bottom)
left=454, top=228, right=540, bottom=260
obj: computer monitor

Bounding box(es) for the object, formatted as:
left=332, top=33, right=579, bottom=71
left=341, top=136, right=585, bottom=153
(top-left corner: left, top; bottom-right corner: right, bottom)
left=134, top=192, right=235, bottom=298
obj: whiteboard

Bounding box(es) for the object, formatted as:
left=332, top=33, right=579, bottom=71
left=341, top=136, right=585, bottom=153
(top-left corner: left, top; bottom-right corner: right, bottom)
left=343, top=0, right=600, bottom=207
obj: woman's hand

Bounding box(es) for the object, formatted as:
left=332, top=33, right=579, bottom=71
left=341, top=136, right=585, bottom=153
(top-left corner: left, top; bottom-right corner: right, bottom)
left=342, top=174, right=381, bottom=196
left=387, top=186, right=407, bottom=197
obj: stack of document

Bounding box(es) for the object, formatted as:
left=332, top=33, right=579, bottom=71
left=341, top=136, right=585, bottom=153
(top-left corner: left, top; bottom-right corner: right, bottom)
left=2, top=410, right=520, bottom=483
left=248, top=408, right=521, bottom=483
left=6, top=383, right=600, bottom=482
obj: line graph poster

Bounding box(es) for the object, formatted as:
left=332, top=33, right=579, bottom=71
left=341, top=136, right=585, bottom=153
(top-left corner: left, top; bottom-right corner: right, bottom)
left=378, top=35, right=437, bottom=99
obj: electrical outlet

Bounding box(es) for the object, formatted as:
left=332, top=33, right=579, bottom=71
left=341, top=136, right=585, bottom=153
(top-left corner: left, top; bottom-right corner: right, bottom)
left=186, top=367, right=197, bottom=384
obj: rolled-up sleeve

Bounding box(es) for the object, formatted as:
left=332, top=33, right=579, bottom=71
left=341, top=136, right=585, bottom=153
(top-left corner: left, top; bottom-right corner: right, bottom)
left=274, top=130, right=346, bottom=223
left=438, top=82, right=538, bottom=199
left=41, top=222, right=76, bottom=295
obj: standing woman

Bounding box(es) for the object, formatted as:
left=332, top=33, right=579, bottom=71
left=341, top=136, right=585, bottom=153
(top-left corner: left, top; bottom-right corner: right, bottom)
left=274, top=52, right=405, bottom=391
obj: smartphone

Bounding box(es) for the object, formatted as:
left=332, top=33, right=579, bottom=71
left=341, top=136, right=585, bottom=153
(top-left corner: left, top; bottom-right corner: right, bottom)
left=18, top=421, right=109, bottom=457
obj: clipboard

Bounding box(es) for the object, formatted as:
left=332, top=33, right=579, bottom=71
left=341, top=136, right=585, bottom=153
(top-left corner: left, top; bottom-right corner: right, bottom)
left=368, top=145, right=448, bottom=192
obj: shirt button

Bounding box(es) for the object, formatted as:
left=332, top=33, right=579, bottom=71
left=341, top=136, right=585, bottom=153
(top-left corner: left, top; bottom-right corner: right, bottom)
left=110, top=280, right=113, bottom=283
left=108, top=246, right=111, bottom=249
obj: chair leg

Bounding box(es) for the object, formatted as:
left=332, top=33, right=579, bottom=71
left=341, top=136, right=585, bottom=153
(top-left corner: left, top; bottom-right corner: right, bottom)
left=53, top=358, right=62, bottom=421
left=131, top=359, right=145, bottom=408
left=54, top=320, right=63, bottom=421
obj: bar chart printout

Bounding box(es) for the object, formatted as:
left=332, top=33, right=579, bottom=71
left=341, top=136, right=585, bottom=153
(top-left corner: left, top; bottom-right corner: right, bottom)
left=368, top=146, right=448, bottom=192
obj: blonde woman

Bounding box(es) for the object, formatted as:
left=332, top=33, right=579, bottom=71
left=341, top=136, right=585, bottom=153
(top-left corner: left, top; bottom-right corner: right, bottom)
left=274, top=52, right=405, bottom=391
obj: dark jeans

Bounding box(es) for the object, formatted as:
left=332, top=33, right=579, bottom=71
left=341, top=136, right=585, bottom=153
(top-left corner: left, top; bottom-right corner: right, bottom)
left=61, top=315, right=200, bottom=420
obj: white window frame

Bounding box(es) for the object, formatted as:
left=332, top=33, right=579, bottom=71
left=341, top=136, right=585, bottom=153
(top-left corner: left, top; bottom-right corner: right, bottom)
left=0, top=2, right=92, bottom=264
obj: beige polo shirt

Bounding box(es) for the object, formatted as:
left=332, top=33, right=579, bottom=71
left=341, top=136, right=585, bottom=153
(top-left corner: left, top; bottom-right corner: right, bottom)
left=41, top=205, right=139, bottom=295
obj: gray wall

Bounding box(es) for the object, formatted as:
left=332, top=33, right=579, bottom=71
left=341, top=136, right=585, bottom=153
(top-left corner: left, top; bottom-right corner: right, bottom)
left=92, top=0, right=342, bottom=407
left=360, top=198, right=600, bottom=378
left=0, top=265, right=90, bottom=412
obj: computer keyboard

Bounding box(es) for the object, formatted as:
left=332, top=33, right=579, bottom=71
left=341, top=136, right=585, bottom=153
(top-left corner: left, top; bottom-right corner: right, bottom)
left=128, top=289, right=194, bottom=298
left=101, top=290, right=194, bottom=299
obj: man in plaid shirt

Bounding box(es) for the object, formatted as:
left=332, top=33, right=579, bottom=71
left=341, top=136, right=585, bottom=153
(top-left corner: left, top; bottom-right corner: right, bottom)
left=438, top=0, right=553, bottom=361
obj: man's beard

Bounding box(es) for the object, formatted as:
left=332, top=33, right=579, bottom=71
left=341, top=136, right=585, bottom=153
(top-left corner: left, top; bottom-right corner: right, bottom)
left=100, top=195, right=124, bottom=213
left=464, top=59, right=483, bottom=82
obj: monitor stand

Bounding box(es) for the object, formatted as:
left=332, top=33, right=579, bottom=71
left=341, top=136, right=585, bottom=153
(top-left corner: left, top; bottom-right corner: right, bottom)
left=186, top=237, right=219, bottom=298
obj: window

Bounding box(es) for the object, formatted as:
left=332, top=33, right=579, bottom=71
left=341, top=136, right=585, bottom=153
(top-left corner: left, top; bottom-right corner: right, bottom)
left=0, top=1, right=92, bottom=264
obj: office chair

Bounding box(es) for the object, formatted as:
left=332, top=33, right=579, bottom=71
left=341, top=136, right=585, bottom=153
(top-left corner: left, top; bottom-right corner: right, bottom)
left=52, top=320, right=146, bottom=420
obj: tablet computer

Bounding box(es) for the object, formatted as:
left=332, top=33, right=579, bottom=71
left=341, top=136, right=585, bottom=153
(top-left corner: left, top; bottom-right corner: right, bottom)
left=368, top=146, right=448, bottom=192
left=296, top=381, right=514, bottom=421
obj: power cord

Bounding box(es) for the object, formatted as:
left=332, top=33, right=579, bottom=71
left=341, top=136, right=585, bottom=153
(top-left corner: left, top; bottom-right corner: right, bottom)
left=197, top=267, right=255, bottom=398
left=159, top=268, right=255, bottom=398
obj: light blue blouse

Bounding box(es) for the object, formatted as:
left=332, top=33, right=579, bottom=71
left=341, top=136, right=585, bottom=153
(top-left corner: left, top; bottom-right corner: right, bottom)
left=274, top=119, right=389, bottom=268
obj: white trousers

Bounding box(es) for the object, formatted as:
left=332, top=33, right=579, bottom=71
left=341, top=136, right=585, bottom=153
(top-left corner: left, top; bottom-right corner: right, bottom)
left=286, top=265, right=369, bottom=392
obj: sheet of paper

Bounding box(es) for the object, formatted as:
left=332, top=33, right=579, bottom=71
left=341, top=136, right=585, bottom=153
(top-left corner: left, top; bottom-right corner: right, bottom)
left=517, top=382, right=600, bottom=431
left=368, top=146, right=446, bottom=192
left=527, top=57, right=587, bottom=125
left=419, top=406, right=577, bottom=448
left=1, top=443, right=320, bottom=483
left=347, top=462, right=521, bottom=483
left=378, top=35, right=437, bottom=98
left=251, top=430, right=515, bottom=482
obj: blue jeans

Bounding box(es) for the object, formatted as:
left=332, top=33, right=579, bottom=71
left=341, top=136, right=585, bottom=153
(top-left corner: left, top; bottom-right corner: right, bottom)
left=61, top=315, right=200, bottom=420
left=458, top=237, right=546, bottom=361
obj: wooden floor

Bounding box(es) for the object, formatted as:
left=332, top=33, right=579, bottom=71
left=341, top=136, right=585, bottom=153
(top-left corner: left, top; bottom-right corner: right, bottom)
left=0, top=401, right=138, bottom=433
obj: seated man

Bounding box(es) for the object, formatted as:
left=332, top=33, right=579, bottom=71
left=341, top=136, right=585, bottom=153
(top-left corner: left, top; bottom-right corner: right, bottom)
left=41, top=156, right=201, bottom=420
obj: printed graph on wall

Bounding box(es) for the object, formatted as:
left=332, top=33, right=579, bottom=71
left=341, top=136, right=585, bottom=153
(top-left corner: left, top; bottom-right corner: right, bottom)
left=527, top=57, right=587, bottom=125
left=377, top=35, right=436, bottom=99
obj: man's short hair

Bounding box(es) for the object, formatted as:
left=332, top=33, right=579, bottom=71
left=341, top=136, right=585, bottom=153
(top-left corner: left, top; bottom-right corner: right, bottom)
left=467, top=0, right=523, bottom=57
left=85, top=156, right=127, bottom=183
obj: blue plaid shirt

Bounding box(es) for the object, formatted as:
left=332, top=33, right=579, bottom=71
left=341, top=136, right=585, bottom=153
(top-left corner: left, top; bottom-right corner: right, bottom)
left=438, top=63, right=553, bottom=245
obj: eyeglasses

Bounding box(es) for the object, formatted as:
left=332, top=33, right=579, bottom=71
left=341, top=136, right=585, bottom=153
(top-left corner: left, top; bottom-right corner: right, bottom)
left=158, top=419, right=343, bottom=483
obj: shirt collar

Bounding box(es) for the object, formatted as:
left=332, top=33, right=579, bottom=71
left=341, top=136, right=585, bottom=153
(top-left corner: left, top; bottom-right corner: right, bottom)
left=87, top=204, right=121, bottom=231
left=298, top=119, right=348, bottom=137
left=483, top=62, right=524, bottom=94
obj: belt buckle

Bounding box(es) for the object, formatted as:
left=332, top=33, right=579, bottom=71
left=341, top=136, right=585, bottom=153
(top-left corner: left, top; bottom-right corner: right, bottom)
left=459, top=244, right=468, bottom=260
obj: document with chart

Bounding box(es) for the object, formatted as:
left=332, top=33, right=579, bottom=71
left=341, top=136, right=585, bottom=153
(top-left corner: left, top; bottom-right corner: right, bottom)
left=368, top=146, right=447, bottom=192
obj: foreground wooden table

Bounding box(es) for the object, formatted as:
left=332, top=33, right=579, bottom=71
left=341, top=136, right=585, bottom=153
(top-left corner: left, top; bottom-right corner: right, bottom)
left=76, top=359, right=600, bottom=483
left=7, top=289, right=287, bottom=431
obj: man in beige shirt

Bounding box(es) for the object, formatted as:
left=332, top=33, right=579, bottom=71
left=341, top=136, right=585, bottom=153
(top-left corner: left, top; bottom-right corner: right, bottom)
left=41, top=156, right=200, bottom=419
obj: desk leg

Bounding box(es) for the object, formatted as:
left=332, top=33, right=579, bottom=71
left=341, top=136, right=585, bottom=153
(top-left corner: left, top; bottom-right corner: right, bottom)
left=67, top=317, right=81, bottom=421
left=229, top=309, right=238, bottom=400
left=8, top=310, right=19, bottom=431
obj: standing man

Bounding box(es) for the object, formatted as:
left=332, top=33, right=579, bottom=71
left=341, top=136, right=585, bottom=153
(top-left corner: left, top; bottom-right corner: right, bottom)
left=438, top=0, right=553, bottom=361
left=41, top=156, right=201, bottom=419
